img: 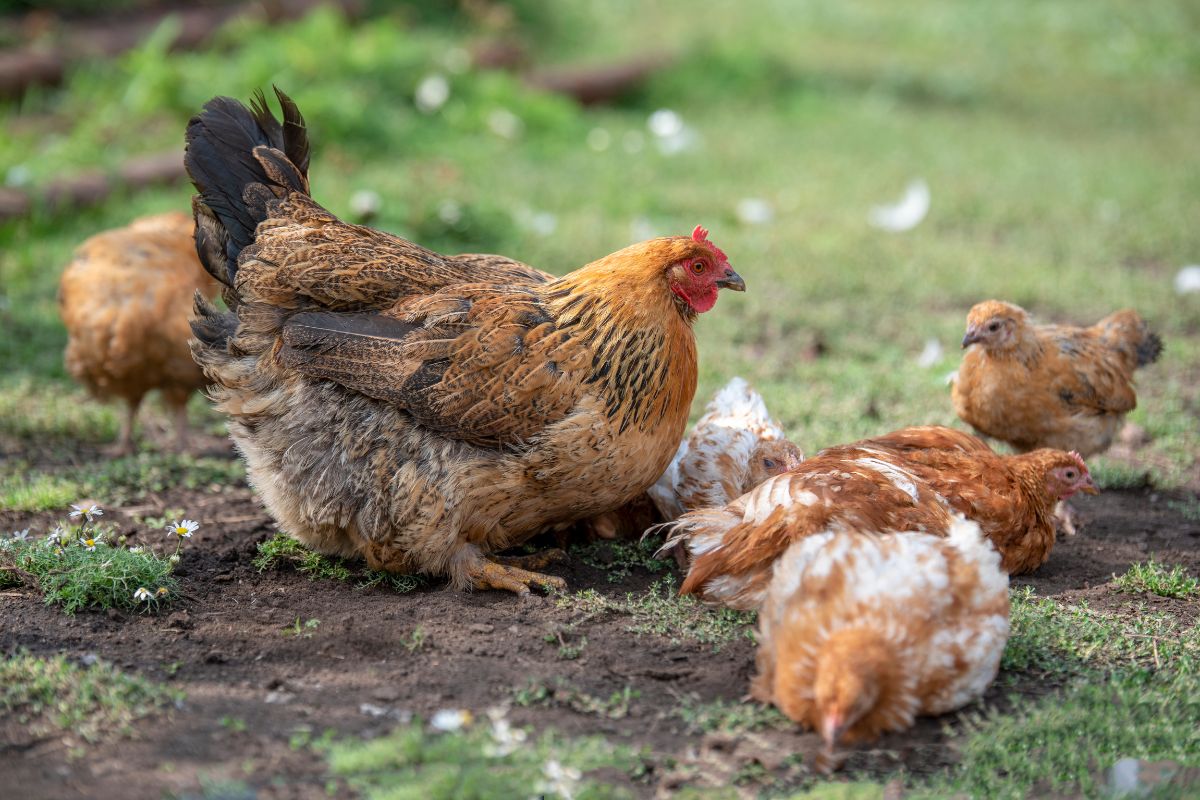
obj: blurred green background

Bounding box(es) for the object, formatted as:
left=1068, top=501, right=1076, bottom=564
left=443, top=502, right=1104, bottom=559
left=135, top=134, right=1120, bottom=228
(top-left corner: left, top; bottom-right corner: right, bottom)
left=1, top=0, right=1197, bottom=486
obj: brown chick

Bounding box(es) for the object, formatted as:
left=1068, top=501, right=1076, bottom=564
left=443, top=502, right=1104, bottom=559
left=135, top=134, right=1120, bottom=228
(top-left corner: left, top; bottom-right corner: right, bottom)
left=665, top=426, right=1095, bottom=610
left=183, top=89, right=745, bottom=596
left=58, top=211, right=220, bottom=454
left=953, top=300, right=1163, bottom=457
left=751, top=517, right=1010, bottom=769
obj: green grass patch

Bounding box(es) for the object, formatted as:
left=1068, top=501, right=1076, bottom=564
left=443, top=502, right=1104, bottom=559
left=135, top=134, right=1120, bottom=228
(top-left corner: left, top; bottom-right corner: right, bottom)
left=1, top=651, right=181, bottom=744
left=673, top=695, right=790, bottom=735
left=935, top=671, right=1200, bottom=800
left=559, top=576, right=755, bottom=650
left=1114, top=561, right=1200, bottom=600
left=1, top=519, right=180, bottom=614
left=324, top=712, right=643, bottom=800
left=1002, top=587, right=1199, bottom=676
left=254, top=531, right=424, bottom=593
left=514, top=678, right=640, bottom=720
left=572, top=534, right=674, bottom=583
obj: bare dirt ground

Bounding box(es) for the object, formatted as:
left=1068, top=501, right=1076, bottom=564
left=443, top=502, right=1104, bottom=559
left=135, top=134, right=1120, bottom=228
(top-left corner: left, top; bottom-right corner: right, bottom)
left=2, top=443, right=1199, bottom=799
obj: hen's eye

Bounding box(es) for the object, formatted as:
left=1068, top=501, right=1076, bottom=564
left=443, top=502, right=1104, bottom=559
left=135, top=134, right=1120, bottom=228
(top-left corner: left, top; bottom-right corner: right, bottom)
left=988, top=321, right=1001, bottom=332
left=762, top=458, right=777, bottom=470
left=691, top=260, right=706, bottom=274
left=1064, top=469, right=1076, bottom=479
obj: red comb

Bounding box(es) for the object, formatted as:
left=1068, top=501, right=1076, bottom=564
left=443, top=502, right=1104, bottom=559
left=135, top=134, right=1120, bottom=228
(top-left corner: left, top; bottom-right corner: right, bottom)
left=691, top=225, right=729, bottom=264
left=1068, top=451, right=1088, bottom=473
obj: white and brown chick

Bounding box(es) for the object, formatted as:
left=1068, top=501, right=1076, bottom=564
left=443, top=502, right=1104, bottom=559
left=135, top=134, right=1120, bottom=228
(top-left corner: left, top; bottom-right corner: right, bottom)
left=751, top=516, right=1010, bottom=770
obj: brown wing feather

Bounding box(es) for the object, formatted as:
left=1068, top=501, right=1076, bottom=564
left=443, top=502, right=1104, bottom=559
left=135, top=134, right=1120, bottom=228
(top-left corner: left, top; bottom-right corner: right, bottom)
left=278, top=285, right=589, bottom=448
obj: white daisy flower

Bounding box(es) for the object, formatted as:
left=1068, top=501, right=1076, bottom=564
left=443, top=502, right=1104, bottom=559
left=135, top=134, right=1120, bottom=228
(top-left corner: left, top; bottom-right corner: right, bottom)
left=538, top=759, right=582, bottom=800
left=69, top=502, right=103, bottom=520
left=134, top=587, right=152, bottom=602
left=166, top=520, right=199, bottom=539
left=10, top=528, right=30, bottom=542
left=128, top=546, right=143, bottom=553
left=47, top=526, right=66, bottom=544
left=430, top=708, right=473, bottom=732
left=79, top=537, right=97, bottom=551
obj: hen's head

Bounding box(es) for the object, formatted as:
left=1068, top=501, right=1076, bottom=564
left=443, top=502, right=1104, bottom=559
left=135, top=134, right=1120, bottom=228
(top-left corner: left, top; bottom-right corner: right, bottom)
left=746, top=439, right=804, bottom=490
left=962, top=300, right=1029, bottom=352
left=813, top=629, right=898, bottom=755
left=1022, top=449, right=1099, bottom=501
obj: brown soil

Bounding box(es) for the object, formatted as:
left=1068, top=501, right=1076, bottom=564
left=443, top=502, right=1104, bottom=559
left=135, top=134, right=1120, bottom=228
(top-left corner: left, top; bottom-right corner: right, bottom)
left=2, top=457, right=1199, bottom=799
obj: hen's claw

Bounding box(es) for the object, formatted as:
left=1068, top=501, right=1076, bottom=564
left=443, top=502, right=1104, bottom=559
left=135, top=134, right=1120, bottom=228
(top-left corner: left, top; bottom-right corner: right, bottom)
left=470, top=559, right=566, bottom=595
left=495, top=548, right=567, bottom=571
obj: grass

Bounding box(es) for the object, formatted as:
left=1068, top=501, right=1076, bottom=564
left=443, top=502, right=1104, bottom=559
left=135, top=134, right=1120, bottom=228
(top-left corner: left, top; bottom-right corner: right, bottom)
left=253, top=531, right=425, bottom=593
left=572, top=534, right=674, bottom=583
left=514, top=678, right=641, bottom=720
left=672, top=695, right=791, bottom=735
left=1114, top=561, right=1200, bottom=600
left=1, top=651, right=181, bottom=745
left=559, top=576, right=756, bottom=650
left=1, top=516, right=181, bottom=614
left=322, top=711, right=644, bottom=800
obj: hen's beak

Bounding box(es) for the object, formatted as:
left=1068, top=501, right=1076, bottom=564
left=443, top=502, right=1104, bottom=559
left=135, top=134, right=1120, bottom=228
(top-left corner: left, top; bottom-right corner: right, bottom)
left=716, top=268, right=746, bottom=292
left=961, top=327, right=983, bottom=348
left=819, top=709, right=845, bottom=752
left=1080, top=475, right=1100, bottom=495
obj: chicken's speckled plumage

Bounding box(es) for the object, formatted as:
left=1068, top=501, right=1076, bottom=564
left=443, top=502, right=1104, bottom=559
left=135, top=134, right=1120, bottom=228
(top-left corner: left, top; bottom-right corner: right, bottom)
left=648, top=376, right=803, bottom=519
left=752, top=518, right=1010, bottom=756
left=953, top=299, right=1163, bottom=457
left=182, top=89, right=744, bottom=593
left=666, top=425, right=1095, bottom=609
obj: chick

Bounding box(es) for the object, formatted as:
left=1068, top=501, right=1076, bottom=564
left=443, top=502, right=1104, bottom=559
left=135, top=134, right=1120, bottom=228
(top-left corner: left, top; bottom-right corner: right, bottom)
left=59, top=212, right=219, bottom=454
left=953, top=300, right=1162, bottom=457
left=751, top=517, right=1009, bottom=770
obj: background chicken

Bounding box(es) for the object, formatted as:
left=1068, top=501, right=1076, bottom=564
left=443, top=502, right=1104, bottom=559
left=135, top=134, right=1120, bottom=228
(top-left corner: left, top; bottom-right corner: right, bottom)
left=952, top=299, right=1163, bottom=457
left=666, top=426, right=1095, bottom=609
left=183, top=89, right=745, bottom=595
left=58, top=211, right=220, bottom=454
left=751, top=517, right=1010, bottom=767
left=648, top=376, right=803, bottom=519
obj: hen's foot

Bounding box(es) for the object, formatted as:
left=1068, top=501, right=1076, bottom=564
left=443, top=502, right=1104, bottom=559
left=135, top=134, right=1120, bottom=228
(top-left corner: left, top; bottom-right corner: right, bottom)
left=495, top=548, right=567, bottom=571
left=469, top=559, right=566, bottom=595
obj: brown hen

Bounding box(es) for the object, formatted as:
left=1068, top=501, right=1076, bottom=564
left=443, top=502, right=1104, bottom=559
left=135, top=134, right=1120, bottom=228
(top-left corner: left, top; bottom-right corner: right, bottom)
left=183, top=89, right=745, bottom=595
left=59, top=211, right=220, bottom=454
left=665, top=425, right=1095, bottom=609
left=953, top=299, right=1163, bottom=457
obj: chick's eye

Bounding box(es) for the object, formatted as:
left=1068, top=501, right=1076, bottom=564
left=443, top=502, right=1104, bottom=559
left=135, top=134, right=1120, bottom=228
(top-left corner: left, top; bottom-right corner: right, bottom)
left=762, top=458, right=777, bottom=470
left=691, top=260, right=706, bottom=274
left=988, top=321, right=1001, bottom=332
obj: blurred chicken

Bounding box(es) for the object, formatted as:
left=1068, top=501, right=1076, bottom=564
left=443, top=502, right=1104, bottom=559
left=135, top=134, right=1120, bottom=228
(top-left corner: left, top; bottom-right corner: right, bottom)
left=648, top=376, right=803, bottom=520
left=59, top=212, right=220, bottom=454
left=751, top=517, right=1009, bottom=768
left=183, top=89, right=745, bottom=595
left=953, top=300, right=1162, bottom=457
left=666, top=426, right=1095, bottom=609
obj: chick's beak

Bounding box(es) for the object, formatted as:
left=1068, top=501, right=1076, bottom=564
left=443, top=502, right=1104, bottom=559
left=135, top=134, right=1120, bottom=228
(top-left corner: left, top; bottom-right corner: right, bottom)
left=715, top=267, right=745, bottom=292
left=961, top=327, right=982, bottom=348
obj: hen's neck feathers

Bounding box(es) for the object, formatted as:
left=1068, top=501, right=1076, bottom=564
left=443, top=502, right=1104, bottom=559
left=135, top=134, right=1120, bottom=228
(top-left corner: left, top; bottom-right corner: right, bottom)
left=542, top=239, right=701, bottom=434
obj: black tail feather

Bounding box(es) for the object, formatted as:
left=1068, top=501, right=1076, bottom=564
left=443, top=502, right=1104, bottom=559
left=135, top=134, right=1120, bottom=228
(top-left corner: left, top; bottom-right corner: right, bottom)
left=184, top=87, right=310, bottom=289
left=190, top=291, right=239, bottom=349
left=1137, top=331, right=1164, bottom=367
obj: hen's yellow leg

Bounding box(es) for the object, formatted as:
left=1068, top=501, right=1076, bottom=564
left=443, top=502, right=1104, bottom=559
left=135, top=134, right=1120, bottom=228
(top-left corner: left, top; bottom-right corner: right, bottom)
left=469, top=559, right=566, bottom=595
